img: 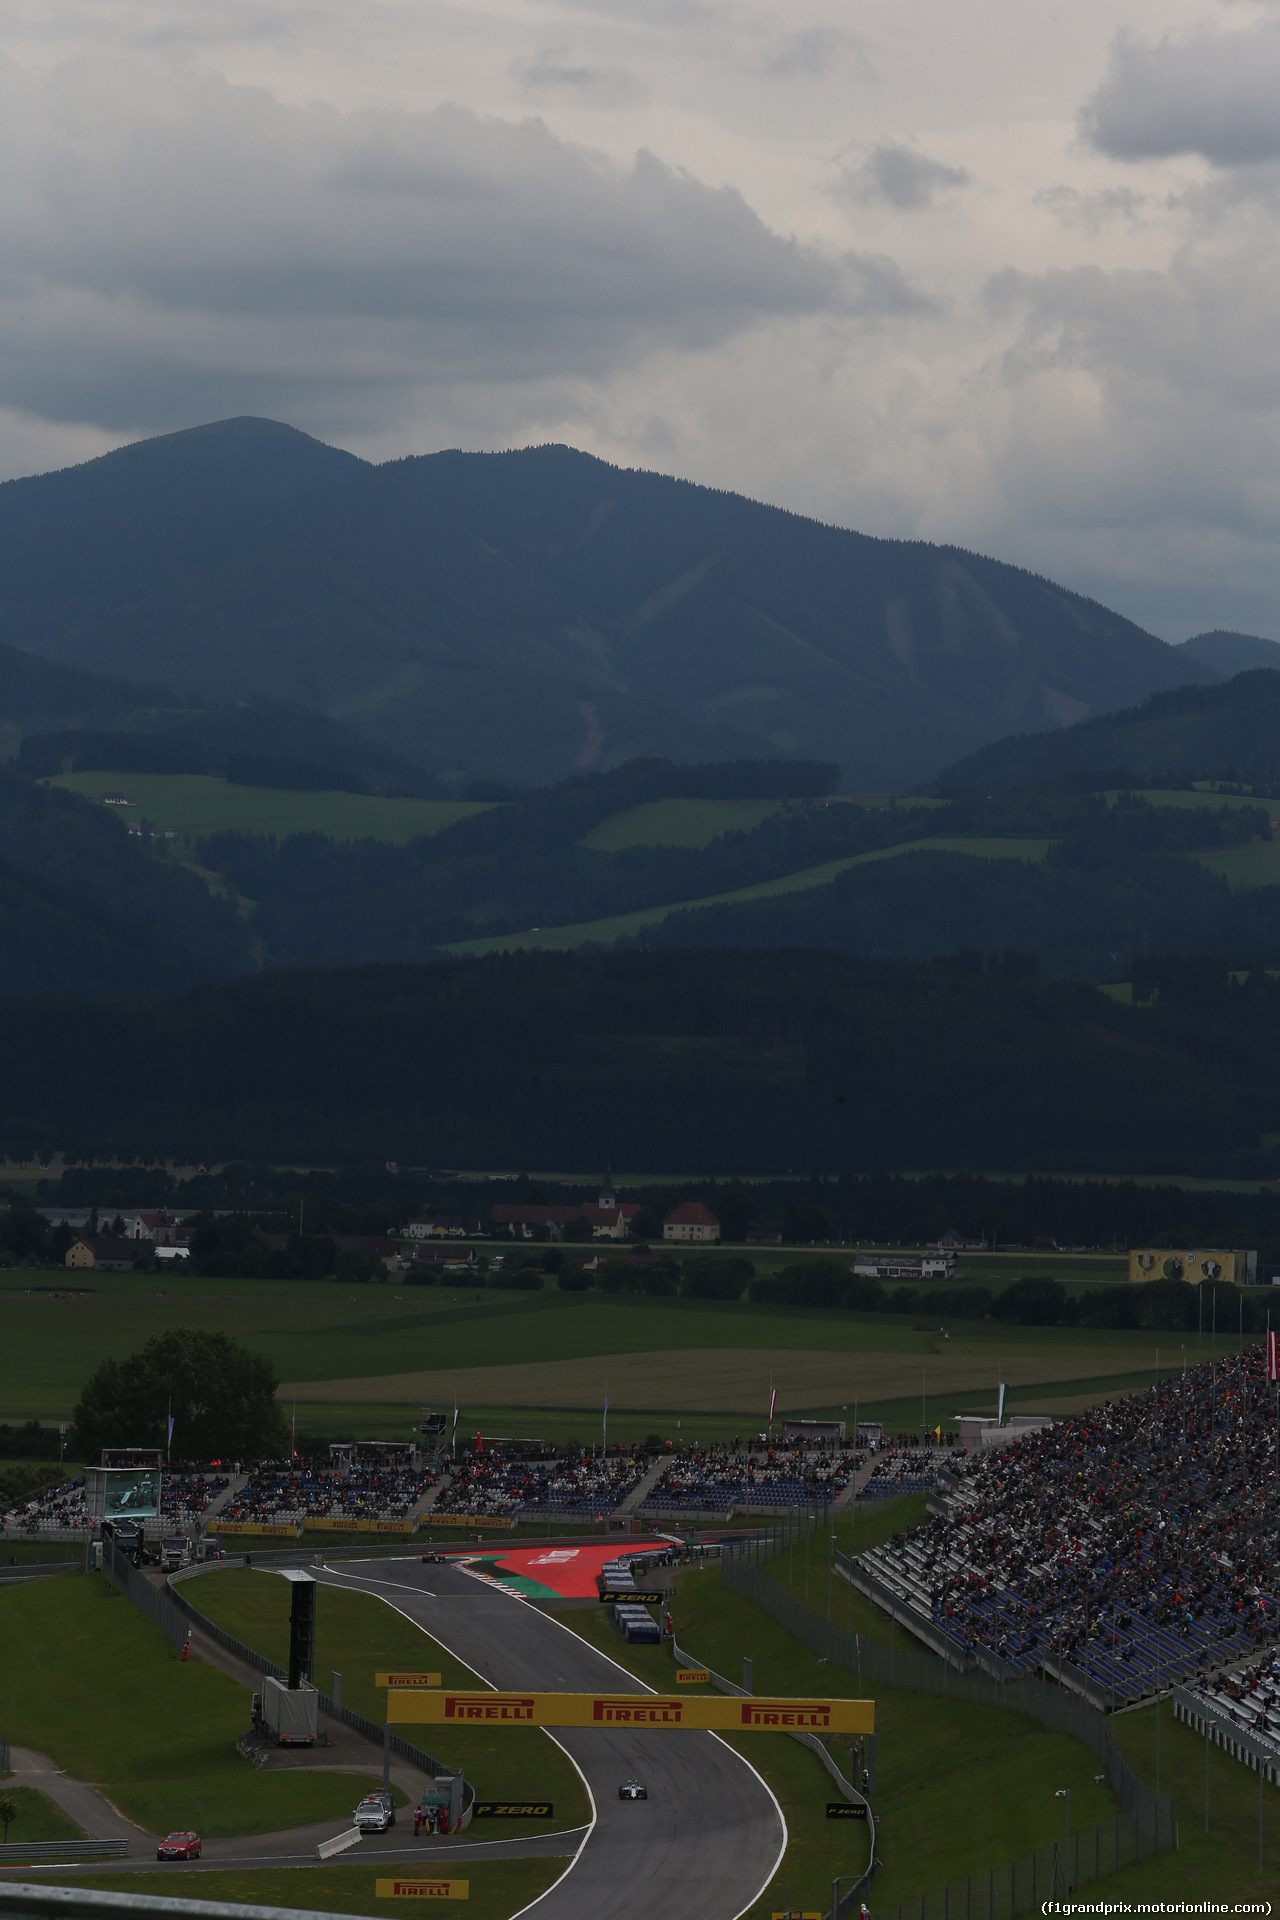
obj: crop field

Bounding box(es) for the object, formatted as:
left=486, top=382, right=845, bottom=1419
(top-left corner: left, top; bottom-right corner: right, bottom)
left=48, top=771, right=488, bottom=846
left=581, top=797, right=784, bottom=850
left=449, top=837, right=1053, bottom=955
left=0, top=1270, right=1212, bottom=1440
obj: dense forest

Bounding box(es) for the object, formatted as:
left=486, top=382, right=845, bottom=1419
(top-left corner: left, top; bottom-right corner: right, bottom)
left=1, top=948, right=1278, bottom=1174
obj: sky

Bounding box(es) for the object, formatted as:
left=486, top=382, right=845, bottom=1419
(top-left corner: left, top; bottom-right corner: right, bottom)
left=1, top=0, right=1278, bottom=641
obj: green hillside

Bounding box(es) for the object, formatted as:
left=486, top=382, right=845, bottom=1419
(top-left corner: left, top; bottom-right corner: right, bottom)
left=0, top=419, right=1217, bottom=791
left=50, top=770, right=486, bottom=846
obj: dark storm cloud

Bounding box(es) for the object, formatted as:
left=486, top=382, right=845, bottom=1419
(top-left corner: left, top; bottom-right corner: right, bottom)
left=1083, top=22, right=1280, bottom=166
left=0, top=57, right=880, bottom=429
left=835, top=141, right=969, bottom=209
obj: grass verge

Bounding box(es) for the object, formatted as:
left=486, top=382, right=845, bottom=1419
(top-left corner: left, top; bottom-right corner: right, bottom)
left=0, top=1574, right=400, bottom=1837
left=0, top=1786, right=84, bottom=1845
left=185, top=1569, right=590, bottom=1837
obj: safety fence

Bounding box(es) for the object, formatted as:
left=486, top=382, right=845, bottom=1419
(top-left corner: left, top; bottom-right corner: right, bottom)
left=872, top=1818, right=1161, bottom=1920
left=0, top=1734, right=9, bottom=1771
left=101, top=1539, right=458, bottom=1784
left=1173, top=1686, right=1280, bottom=1784
left=668, top=1626, right=875, bottom=1918
left=0, top=1844, right=128, bottom=1865
left=721, top=1553, right=1176, bottom=1918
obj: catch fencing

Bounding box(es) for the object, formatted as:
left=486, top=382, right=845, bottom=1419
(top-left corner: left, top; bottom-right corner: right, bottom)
left=721, top=1551, right=1176, bottom=1919
left=101, top=1539, right=457, bottom=1782
left=668, top=1626, right=875, bottom=1918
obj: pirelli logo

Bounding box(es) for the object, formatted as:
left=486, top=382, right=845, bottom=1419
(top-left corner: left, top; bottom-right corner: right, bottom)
left=740, top=1700, right=834, bottom=1729
left=375, top=1880, right=468, bottom=1900
left=388, top=1688, right=874, bottom=1734
left=592, top=1697, right=686, bottom=1725
left=443, top=1694, right=535, bottom=1722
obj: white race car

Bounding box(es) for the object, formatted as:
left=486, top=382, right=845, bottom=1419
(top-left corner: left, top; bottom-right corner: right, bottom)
left=618, top=1779, right=648, bottom=1801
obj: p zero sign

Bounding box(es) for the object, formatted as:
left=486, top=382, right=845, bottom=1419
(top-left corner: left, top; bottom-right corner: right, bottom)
left=388, top=1691, right=874, bottom=1734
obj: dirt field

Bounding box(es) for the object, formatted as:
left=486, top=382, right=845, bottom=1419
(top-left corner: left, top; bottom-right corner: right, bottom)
left=279, top=1338, right=1161, bottom=1414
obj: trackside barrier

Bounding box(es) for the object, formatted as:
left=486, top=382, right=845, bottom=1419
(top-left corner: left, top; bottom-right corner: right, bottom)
left=0, top=1735, right=9, bottom=1770
left=100, top=1540, right=459, bottom=1785
left=669, top=1629, right=875, bottom=1918
left=315, top=1828, right=361, bottom=1861
left=0, top=1888, right=347, bottom=1918
left=0, top=1845, right=129, bottom=1865
left=1173, top=1686, right=1280, bottom=1783
left=720, top=1554, right=1176, bottom=1918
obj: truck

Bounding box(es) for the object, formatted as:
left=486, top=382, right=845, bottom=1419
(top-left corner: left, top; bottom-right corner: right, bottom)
left=161, top=1535, right=189, bottom=1571
left=260, top=1675, right=319, bottom=1746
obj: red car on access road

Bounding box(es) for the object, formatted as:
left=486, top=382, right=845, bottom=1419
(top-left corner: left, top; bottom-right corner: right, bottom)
left=156, top=1831, right=202, bottom=1861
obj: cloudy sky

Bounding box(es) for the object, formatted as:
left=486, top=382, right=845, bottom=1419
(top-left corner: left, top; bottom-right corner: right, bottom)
left=2, top=0, right=1278, bottom=639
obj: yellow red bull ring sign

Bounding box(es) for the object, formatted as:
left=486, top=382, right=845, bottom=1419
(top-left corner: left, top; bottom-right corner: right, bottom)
left=387, top=1689, right=873, bottom=1734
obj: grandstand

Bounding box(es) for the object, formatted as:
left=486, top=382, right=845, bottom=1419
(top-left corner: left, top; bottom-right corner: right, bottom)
left=219, top=1458, right=437, bottom=1525
left=1182, top=1655, right=1280, bottom=1775
left=160, top=1467, right=230, bottom=1527
left=853, top=1346, right=1280, bottom=1704
left=857, top=1447, right=943, bottom=1501
left=1, top=1475, right=89, bottom=1535
left=641, top=1446, right=851, bottom=1516
left=445, top=1447, right=647, bottom=1519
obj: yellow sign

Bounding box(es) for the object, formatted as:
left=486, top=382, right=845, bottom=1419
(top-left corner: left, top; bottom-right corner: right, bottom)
left=375, top=1880, right=468, bottom=1901
left=377, top=1672, right=442, bottom=1689
left=676, top=1669, right=709, bottom=1684
left=214, top=1522, right=301, bottom=1538
left=308, top=1516, right=419, bottom=1534
left=1129, top=1248, right=1249, bottom=1286
left=428, top=1514, right=516, bottom=1530
left=388, top=1690, right=874, bottom=1734
left=772, top=1911, right=821, bottom=1919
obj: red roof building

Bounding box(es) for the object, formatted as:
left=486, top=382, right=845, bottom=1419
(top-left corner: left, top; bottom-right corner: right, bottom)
left=663, top=1201, right=721, bottom=1244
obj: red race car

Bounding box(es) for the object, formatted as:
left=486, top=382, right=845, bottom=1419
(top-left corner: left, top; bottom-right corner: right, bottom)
left=156, top=1831, right=202, bottom=1861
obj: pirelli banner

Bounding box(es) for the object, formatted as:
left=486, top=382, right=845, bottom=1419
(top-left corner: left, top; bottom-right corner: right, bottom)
left=214, top=1522, right=303, bottom=1538
left=388, top=1689, right=874, bottom=1735
left=307, top=1517, right=419, bottom=1534
left=428, top=1514, right=516, bottom=1530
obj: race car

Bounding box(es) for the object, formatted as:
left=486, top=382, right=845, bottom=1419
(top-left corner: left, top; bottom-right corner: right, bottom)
left=156, top=1831, right=202, bottom=1860
left=618, top=1779, right=648, bottom=1801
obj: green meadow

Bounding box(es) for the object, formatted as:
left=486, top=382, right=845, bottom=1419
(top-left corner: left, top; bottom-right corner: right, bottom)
left=49, top=771, right=487, bottom=846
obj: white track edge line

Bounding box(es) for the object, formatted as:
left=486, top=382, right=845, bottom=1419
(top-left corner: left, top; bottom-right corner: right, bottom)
left=312, top=1562, right=597, bottom=1910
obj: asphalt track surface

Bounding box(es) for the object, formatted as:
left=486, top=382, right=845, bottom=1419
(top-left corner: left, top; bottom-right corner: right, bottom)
left=315, top=1559, right=786, bottom=1920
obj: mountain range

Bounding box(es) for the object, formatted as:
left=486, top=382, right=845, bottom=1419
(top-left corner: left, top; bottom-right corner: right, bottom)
left=0, top=415, right=1249, bottom=791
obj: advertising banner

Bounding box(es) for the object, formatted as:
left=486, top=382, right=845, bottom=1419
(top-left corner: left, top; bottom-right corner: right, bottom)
left=826, top=1802, right=869, bottom=1819
left=375, top=1881, right=468, bottom=1901
left=388, top=1690, right=874, bottom=1734
left=470, top=1803, right=553, bottom=1818
left=376, top=1673, right=442, bottom=1688
left=214, top=1522, right=303, bottom=1538
left=428, top=1514, right=516, bottom=1530
left=676, top=1669, right=710, bottom=1684
left=307, top=1517, right=419, bottom=1534
left=599, top=1592, right=665, bottom=1604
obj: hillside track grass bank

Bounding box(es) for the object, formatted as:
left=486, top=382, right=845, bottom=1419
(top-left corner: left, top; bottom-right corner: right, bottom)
left=45, top=1860, right=567, bottom=1918
left=0, top=1574, right=393, bottom=1837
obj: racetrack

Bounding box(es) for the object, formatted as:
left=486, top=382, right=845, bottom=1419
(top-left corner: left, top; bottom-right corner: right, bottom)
left=315, top=1559, right=786, bottom=1920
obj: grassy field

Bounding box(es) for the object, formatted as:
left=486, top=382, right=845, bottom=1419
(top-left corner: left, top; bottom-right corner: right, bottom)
left=448, top=838, right=1053, bottom=956
left=48, top=772, right=488, bottom=846
left=1192, top=838, right=1280, bottom=889
left=184, top=1569, right=590, bottom=1836
left=0, top=1273, right=1205, bottom=1434
left=581, top=798, right=783, bottom=850
left=46, top=1861, right=567, bottom=1919
left=0, top=1785, right=84, bottom=1845
left=0, top=1574, right=397, bottom=1837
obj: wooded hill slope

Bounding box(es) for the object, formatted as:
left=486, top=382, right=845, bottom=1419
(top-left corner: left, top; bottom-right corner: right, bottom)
left=0, top=416, right=1216, bottom=790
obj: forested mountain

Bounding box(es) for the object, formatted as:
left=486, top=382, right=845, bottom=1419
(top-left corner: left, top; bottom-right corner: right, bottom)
left=1180, top=631, right=1280, bottom=677
left=3, top=950, right=1277, bottom=1176
left=931, top=670, right=1280, bottom=795
left=0, top=418, right=1217, bottom=790
left=0, top=767, right=252, bottom=994
left=0, top=640, right=173, bottom=744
